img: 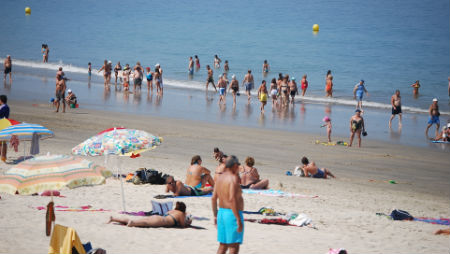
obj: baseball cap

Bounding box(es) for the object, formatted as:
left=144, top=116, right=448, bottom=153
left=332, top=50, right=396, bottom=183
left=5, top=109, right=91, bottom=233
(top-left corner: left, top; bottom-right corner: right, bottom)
left=433, top=98, right=438, bottom=102
left=68, top=89, right=72, bottom=93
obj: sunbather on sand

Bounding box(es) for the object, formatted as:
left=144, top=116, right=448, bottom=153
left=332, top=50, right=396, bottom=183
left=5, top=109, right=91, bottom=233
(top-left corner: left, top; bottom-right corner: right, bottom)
left=300, top=156, right=335, bottom=179
left=165, top=176, right=212, bottom=196
left=108, top=201, right=191, bottom=228
left=239, top=157, right=269, bottom=189
left=185, top=155, right=215, bottom=188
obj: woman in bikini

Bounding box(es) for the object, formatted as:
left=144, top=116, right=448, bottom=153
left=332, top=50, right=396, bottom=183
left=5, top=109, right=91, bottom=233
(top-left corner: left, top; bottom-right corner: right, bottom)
left=349, top=109, right=365, bottom=147
left=280, top=76, right=289, bottom=107
left=108, top=202, right=191, bottom=228
left=270, top=78, right=278, bottom=107
left=228, top=74, right=239, bottom=105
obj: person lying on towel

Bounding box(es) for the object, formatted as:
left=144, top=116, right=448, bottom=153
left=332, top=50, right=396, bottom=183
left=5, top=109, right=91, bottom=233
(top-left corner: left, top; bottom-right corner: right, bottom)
left=166, top=176, right=212, bottom=196
left=108, top=201, right=191, bottom=228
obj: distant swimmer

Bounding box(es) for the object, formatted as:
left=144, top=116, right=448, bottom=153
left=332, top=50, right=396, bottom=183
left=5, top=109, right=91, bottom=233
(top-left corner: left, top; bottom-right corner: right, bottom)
left=257, top=80, right=268, bottom=113
left=301, top=74, right=308, bottom=96
left=228, top=74, right=239, bottom=105
left=146, top=67, right=153, bottom=93
left=114, top=61, right=122, bottom=84
left=262, top=60, right=270, bottom=75
left=425, top=98, right=440, bottom=137
left=389, top=90, right=402, bottom=129
left=205, top=65, right=217, bottom=92
left=242, top=70, right=254, bottom=103
left=133, top=62, right=144, bottom=92
left=98, top=60, right=112, bottom=86
left=214, top=54, right=222, bottom=69
left=188, top=56, right=194, bottom=75
left=288, top=77, right=298, bottom=105
left=353, top=80, right=369, bottom=109
left=411, top=80, right=420, bottom=97
left=224, top=60, right=229, bottom=72
left=87, top=62, right=92, bottom=79
left=270, top=78, right=278, bottom=107
left=325, top=72, right=333, bottom=98
left=195, top=55, right=200, bottom=70
left=3, top=55, right=12, bottom=83
left=349, top=109, right=365, bottom=148
left=41, top=44, right=49, bottom=63
left=218, top=74, right=227, bottom=105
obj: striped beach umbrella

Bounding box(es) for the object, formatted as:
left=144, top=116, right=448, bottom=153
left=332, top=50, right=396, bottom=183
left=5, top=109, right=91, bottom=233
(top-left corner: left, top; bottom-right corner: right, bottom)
left=0, top=123, right=54, bottom=141
left=0, top=118, right=21, bottom=131
left=71, top=128, right=162, bottom=156
left=0, top=154, right=111, bottom=195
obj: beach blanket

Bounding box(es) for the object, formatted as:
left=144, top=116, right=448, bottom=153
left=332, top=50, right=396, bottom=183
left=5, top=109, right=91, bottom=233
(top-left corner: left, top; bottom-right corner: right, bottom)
left=242, top=189, right=318, bottom=198
left=153, top=193, right=212, bottom=199
left=414, top=217, right=450, bottom=225
left=35, top=205, right=110, bottom=212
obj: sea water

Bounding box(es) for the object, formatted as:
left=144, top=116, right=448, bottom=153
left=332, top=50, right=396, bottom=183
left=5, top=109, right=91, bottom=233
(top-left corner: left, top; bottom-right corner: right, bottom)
left=0, top=0, right=449, bottom=148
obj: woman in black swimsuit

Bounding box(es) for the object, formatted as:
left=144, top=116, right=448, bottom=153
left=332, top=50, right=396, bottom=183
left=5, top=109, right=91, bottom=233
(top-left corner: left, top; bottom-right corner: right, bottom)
left=108, top=202, right=191, bottom=228
left=349, top=109, right=365, bottom=147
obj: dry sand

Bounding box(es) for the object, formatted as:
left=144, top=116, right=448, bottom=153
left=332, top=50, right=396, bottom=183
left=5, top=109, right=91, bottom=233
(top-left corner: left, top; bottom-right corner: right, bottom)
left=0, top=101, right=449, bottom=253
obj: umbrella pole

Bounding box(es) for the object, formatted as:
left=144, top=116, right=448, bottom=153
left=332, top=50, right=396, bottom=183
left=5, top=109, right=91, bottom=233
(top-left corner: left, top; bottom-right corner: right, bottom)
left=23, top=142, right=26, bottom=158
left=118, top=159, right=126, bottom=211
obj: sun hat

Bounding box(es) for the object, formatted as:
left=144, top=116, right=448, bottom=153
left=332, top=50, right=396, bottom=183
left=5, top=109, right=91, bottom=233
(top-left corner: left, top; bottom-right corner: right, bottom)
left=292, top=77, right=296, bottom=81
left=67, top=89, right=72, bottom=93
left=155, top=63, right=160, bottom=67
left=323, top=116, right=330, bottom=122
left=232, top=74, right=236, bottom=79
left=433, top=98, right=438, bottom=102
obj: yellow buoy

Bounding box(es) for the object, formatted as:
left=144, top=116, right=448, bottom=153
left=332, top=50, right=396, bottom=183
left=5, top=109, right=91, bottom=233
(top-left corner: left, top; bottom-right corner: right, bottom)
left=312, top=24, right=319, bottom=32
left=25, top=7, right=31, bottom=15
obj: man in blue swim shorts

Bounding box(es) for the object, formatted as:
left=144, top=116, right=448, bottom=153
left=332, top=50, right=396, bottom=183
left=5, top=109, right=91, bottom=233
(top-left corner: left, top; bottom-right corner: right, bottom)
left=300, top=156, right=335, bottom=179
left=425, top=98, right=441, bottom=137
left=212, top=155, right=244, bottom=254
left=242, top=69, right=254, bottom=103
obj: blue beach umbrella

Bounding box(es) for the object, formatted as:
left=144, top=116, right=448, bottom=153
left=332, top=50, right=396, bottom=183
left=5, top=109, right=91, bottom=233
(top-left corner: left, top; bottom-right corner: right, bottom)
left=0, top=123, right=54, bottom=141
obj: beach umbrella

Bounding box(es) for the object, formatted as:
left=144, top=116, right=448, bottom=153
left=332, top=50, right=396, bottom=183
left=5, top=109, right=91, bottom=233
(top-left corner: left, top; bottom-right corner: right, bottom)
left=0, top=118, right=21, bottom=131
left=71, top=128, right=162, bottom=157
left=0, top=154, right=111, bottom=195
left=0, top=123, right=54, bottom=141
left=71, top=128, right=163, bottom=211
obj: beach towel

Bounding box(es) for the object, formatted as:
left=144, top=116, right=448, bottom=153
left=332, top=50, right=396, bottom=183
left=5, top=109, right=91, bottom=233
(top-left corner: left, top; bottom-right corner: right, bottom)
left=242, top=189, right=318, bottom=198
left=414, top=217, right=450, bottom=225
left=151, top=200, right=172, bottom=215
left=36, top=205, right=110, bottom=212
left=30, top=133, right=40, bottom=155
left=120, top=211, right=153, bottom=216
left=49, top=224, right=86, bottom=254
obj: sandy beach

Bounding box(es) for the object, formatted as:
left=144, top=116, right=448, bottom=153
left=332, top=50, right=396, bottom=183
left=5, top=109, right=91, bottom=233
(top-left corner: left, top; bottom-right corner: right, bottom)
left=0, top=101, right=448, bottom=253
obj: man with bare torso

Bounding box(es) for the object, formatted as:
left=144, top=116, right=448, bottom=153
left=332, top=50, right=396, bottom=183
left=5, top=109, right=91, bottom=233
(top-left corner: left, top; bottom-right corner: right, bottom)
left=166, top=175, right=213, bottom=196
left=212, top=155, right=244, bottom=254
left=55, top=68, right=66, bottom=113
left=239, top=157, right=269, bottom=189
left=389, top=90, right=402, bottom=128
left=242, top=70, right=254, bottom=103
left=3, top=55, right=12, bottom=82
left=300, top=156, right=335, bottom=179
left=425, top=98, right=440, bottom=137
left=206, top=65, right=217, bottom=92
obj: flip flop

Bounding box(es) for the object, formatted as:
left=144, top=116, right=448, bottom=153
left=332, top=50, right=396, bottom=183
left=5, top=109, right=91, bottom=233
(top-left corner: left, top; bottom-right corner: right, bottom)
left=46, top=201, right=55, bottom=236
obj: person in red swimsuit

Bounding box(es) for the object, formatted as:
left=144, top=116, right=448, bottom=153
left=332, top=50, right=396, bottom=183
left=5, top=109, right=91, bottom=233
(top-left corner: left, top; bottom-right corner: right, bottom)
left=301, top=74, right=308, bottom=96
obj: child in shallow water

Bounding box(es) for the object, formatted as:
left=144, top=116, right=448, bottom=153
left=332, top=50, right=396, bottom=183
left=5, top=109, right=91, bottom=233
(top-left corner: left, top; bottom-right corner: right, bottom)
left=321, top=116, right=332, bottom=142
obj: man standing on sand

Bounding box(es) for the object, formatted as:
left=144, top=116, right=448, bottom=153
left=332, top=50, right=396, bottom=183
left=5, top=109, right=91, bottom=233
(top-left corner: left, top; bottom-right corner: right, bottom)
left=425, top=98, right=440, bottom=137
left=3, top=55, right=12, bottom=83
left=212, top=155, right=244, bottom=254
left=242, top=70, right=254, bottom=103
left=206, top=65, right=217, bottom=92
left=389, top=90, right=402, bottom=128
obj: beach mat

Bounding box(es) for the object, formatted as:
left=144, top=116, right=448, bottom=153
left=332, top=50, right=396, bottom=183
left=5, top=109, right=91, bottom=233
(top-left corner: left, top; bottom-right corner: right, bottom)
left=153, top=193, right=212, bottom=199
left=414, top=217, right=450, bottom=225
left=242, top=189, right=318, bottom=198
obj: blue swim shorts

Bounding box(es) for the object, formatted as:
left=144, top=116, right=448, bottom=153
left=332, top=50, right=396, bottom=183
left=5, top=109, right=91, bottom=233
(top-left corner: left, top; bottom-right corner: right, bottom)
left=219, top=87, right=226, bottom=95
left=244, top=82, right=253, bottom=92
left=428, top=115, right=440, bottom=125
left=217, top=208, right=244, bottom=244
left=312, top=168, right=325, bottom=178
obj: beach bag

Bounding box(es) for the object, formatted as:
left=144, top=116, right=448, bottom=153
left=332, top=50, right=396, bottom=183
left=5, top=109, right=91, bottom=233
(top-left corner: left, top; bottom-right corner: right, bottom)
left=135, top=168, right=167, bottom=185
left=390, top=209, right=414, bottom=220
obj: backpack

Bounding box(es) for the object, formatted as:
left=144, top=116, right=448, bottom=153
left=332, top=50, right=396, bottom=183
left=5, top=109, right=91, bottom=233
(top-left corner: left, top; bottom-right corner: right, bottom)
left=390, top=209, right=414, bottom=220
left=134, top=168, right=168, bottom=185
